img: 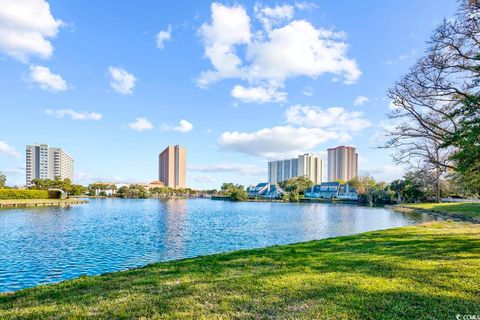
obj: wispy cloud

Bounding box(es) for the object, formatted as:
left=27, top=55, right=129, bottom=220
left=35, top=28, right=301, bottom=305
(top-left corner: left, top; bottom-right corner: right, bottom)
left=353, top=96, right=369, bottom=106
left=162, top=120, right=193, bottom=133
left=0, top=141, right=21, bottom=158
left=46, top=109, right=102, bottom=121
left=109, top=66, right=136, bottom=94
left=189, top=163, right=266, bottom=176
left=385, top=50, right=416, bottom=65
left=156, top=25, right=172, bottom=49
left=128, top=117, right=153, bottom=131
left=28, top=65, right=68, bottom=92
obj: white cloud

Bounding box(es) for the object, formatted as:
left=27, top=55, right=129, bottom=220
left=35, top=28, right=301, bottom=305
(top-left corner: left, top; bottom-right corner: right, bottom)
left=2, top=167, right=24, bottom=175
left=254, top=4, right=294, bottom=31
left=189, top=163, right=266, bottom=175
left=0, top=141, right=21, bottom=158
left=197, top=3, right=251, bottom=87
left=218, top=104, right=371, bottom=159
left=45, top=109, right=102, bottom=121
left=0, top=0, right=63, bottom=62
left=156, top=25, right=172, bottom=49
left=353, top=95, right=369, bottom=106
left=294, top=2, right=318, bottom=10
left=108, top=66, right=136, bottom=95
left=198, top=3, right=361, bottom=103
left=231, top=84, right=286, bottom=103
left=369, top=119, right=402, bottom=145
left=388, top=100, right=401, bottom=110
left=193, top=176, right=216, bottom=183
left=28, top=65, right=68, bottom=91
left=75, top=172, right=124, bottom=185
left=163, top=119, right=193, bottom=133
left=385, top=50, right=416, bottom=65
left=301, top=86, right=314, bottom=96
left=218, top=125, right=348, bottom=159
left=359, top=164, right=405, bottom=182
left=174, top=120, right=193, bottom=132
left=284, top=105, right=371, bottom=132
left=128, top=117, right=153, bottom=131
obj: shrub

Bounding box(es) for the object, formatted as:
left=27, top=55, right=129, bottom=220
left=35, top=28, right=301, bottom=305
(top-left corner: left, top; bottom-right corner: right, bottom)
left=0, top=189, right=50, bottom=200
left=48, top=190, right=64, bottom=199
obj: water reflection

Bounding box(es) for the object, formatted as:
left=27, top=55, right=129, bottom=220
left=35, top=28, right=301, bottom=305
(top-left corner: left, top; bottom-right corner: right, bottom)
left=0, top=199, right=436, bottom=292
left=163, top=199, right=188, bottom=260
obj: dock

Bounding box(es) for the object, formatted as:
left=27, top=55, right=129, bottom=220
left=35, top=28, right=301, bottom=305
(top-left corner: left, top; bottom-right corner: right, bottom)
left=0, top=199, right=88, bottom=208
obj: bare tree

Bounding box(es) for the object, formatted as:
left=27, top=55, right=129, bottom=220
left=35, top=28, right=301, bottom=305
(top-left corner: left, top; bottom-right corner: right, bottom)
left=383, top=0, right=480, bottom=202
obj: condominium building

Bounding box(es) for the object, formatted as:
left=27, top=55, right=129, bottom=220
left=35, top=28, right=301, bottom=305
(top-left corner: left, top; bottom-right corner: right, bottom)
left=159, top=145, right=186, bottom=188
left=268, top=153, right=323, bottom=184
left=26, top=144, right=74, bottom=186
left=327, top=146, right=358, bottom=182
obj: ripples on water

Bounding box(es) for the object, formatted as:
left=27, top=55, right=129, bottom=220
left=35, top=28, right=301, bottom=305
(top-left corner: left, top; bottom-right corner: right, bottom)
left=0, top=199, right=435, bottom=292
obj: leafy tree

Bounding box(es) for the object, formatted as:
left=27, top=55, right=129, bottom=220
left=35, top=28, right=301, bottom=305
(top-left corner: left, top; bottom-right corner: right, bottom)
left=278, top=177, right=313, bottom=202
left=117, top=186, right=129, bottom=198
left=229, top=187, right=247, bottom=201
left=390, top=179, right=406, bottom=203
left=0, top=171, right=6, bottom=188
left=279, top=177, right=313, bottom=195
left=348, top=176, right=393, bottom=204
left=348, top=176, right=377, bottom=195
left=220, top=183, right=247, bottom=201
left=446, top=95, right=480, bottom=193
left=128, top=184, right=148, bottom=198
left=30, top=178, right=85, bottom=196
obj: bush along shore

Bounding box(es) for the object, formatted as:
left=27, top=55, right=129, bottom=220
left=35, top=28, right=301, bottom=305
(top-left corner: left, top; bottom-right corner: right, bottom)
left=1, top=221, right=479, bottom=319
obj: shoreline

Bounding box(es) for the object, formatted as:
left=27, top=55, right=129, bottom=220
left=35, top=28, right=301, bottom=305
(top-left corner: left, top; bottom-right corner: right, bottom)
left=389, top=204, right=480, bottom=223
left=0, top=199, right=88, bottom=209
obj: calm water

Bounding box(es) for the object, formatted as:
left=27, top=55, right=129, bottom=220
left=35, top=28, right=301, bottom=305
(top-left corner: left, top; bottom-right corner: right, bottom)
left=0, top=198, right=435, bottom=293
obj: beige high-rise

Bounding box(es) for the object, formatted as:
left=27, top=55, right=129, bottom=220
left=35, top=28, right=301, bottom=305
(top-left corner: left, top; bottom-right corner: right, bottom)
left=327, top=146, right=358, bottom=182
left=159, top=145, right=186, bottom=188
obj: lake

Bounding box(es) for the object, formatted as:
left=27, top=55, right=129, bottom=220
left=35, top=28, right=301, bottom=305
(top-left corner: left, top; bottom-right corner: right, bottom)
left=0, top=198, right=435, bottom=293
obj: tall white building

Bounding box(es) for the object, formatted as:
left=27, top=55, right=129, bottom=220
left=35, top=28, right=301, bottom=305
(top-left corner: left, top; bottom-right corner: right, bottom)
left=327, top=146, right=358, bottom=182
left=26, top=144, right=74, bottom=186
left=268, top=153, right=322, bottom=184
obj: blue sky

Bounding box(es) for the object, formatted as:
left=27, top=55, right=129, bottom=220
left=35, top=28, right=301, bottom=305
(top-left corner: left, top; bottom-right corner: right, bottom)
left=0, top=0, right=458, bottom=189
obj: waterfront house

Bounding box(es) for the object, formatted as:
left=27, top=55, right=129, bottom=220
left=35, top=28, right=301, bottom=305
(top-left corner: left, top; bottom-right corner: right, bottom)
left=248, top=183, right=286, bottom=199
left=305, top=182, right=358, bottom=200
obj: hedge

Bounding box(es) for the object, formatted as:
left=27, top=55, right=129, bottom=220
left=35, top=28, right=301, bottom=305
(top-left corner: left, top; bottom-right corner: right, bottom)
left=0, top=189, right=50, bottom=200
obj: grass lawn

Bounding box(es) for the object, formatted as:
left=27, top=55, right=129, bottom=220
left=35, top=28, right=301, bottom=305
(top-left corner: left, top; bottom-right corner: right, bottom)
left=403, top=202, right=480, bottom=220
left=1, top=221, right=479, bottom=319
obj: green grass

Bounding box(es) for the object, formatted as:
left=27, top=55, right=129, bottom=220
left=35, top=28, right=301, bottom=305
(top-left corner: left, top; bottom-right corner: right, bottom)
left=403, top=202, right=480, bottom=220
left=1, top=221, right=479, bottom=319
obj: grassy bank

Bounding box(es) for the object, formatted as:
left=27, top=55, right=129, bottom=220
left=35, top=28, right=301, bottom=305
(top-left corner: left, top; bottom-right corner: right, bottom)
left=396, top=202, right=480, bottom=222
left=0, top=199, right=88, bottom=208
left=1, top=221, right=479, bottom=319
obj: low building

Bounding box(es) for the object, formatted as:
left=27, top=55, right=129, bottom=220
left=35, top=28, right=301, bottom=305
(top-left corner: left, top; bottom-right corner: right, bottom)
left=137, top=180, right=165, bottom=191
left=305, top=182, right=358, bottom=200
left=248, top=183, right=285, bottom=199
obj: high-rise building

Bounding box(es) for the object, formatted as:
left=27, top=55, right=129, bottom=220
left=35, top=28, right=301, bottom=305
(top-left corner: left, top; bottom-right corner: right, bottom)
left=327, top=146, right=358, bottom=182
left=268, top=153, right=322, bottom=184
left=159, top=145, right=186, bottom=188
left=26, top=144, right=74, bottom=186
